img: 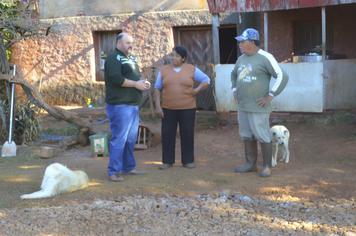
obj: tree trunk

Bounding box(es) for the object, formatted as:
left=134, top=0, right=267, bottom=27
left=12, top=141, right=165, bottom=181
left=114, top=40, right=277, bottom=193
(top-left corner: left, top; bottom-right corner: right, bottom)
left=0, top=35, right=10, bottom=75
left=0, top=34, right=10, bottom=132
left=0, top=72, right=93, bottom=146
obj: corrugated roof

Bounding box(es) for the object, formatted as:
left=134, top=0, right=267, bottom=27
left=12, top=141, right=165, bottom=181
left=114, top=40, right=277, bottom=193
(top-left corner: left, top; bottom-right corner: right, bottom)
left=207, top=0, right=356, bottom=13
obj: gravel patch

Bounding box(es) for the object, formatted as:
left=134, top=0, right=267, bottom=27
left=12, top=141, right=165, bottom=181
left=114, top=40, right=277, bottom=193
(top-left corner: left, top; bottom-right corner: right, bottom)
left=1, top=193, right=355, bottom=236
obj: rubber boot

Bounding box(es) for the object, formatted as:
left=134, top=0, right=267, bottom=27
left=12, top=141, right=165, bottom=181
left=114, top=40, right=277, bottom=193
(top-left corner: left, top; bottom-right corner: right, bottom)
left=259, top=142, right=272, bottom=177
left=234, top=140, right=257, bottom=173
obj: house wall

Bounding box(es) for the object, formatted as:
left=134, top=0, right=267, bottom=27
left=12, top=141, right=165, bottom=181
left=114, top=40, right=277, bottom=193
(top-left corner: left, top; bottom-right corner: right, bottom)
left=264, top=4, right=356, bottom=62
left=39, top=0, right=208, bottom=18
left=207, top=0, right=356, bottom=14
left=324, top=59, right=356, bottom=110
left=266, top=8, right=321, bottom=62
left=263, top=5, right=356, bottom=110
left=328, top=5, right=356, bottom=59
left=11, top=10, right=235, bottom=105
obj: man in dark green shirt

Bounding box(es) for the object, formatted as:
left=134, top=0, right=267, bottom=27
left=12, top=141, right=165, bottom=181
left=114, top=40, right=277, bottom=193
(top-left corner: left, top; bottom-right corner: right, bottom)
left=105, top=32, right=150, bottom=182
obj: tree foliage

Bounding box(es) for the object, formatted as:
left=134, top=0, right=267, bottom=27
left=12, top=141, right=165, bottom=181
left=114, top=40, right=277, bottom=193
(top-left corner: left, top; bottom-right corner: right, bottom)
left=0, top=0, right=40, bottom=44
left=0, top=0, right=41, bottom=73
left=0, top=0, right=42, bottom=143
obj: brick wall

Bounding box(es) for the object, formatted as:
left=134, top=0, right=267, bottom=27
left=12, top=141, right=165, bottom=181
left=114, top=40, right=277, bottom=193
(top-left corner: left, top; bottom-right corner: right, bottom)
left=262, top=5, right=356, bottom=62
left=266, top=8, right=321, bottom=62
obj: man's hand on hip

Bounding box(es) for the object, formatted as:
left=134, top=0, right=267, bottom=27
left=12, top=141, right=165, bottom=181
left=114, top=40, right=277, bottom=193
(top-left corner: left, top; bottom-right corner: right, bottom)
left=232, top=88, right=238, bottom=101
left=257, top=95, right=273, bottom=107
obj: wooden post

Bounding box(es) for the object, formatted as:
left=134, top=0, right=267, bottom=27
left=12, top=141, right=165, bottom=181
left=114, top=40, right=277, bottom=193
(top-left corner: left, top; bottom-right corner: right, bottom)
left=321, top=7, right=326, bottom=61
left=212, top=14, right=220, bottom=64
left=321, top=6, right=327, bottom=112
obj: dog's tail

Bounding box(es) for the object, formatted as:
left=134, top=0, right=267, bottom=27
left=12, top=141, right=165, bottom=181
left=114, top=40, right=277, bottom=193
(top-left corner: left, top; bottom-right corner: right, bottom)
left=21, top=189, right=55, bottom=199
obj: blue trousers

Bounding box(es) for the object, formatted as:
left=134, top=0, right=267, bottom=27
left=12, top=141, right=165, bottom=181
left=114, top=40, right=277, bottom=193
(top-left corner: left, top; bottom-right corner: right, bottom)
left=106, top=104, right=139, bottom=176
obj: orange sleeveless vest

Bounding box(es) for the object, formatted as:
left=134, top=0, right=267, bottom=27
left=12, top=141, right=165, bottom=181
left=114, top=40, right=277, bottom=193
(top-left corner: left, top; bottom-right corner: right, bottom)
left=160, top=64, right=196, bottom=109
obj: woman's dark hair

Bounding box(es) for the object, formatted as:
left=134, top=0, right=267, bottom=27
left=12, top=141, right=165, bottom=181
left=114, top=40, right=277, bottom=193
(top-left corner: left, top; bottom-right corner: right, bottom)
left=173, top=45, right=188, bottom=61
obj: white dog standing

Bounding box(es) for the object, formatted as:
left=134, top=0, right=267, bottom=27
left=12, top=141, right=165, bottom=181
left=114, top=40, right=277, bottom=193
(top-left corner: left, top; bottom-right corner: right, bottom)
left=270, top=125, right=290, bottom=167
left=21, top=163, right=89, bottom=199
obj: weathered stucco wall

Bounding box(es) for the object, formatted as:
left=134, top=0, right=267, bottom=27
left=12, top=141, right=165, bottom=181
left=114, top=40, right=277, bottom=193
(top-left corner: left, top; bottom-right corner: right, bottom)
left=11, top=10, right=222, bottom=105
left=39, top=0, right=208, bottom=18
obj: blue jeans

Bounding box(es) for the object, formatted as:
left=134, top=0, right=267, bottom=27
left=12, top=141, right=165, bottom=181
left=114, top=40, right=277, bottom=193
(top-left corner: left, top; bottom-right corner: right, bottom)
left=106, top=104, right=139, bottom=176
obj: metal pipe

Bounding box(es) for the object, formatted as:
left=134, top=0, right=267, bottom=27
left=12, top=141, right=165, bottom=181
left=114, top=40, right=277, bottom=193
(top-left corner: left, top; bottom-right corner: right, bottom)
left=8, top=65, right=16, bottom=143
left=264, top=12, right=268, bottom=51
left=212, top=14, right=220, bottom=64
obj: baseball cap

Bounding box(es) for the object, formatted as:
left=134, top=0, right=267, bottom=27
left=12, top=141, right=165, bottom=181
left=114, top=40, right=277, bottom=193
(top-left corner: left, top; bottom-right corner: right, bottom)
left=235, top=28, right=259, bottom=42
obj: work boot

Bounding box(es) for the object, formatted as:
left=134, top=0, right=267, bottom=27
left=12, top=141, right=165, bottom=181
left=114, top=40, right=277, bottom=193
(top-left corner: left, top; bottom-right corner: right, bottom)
left=234, top=139, right=258, bottom=173
left=259, top=142, right=272, bottom=177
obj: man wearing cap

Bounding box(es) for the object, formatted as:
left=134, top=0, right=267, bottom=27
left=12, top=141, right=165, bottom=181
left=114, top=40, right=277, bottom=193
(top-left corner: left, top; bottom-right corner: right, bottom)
left=104, top=32, right=151, bottom=182
left=231, top=28, right=288, bottom=177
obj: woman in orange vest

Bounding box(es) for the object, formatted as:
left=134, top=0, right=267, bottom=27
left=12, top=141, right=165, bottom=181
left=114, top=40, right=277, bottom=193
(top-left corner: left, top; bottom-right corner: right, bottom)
left=154, top=46, right=210, bottom=170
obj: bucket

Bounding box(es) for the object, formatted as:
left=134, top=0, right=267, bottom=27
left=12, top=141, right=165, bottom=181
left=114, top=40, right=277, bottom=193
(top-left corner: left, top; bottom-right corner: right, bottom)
left=36, top=145, right=59, bottom=159
left=89, top=133, right=109, bottom=157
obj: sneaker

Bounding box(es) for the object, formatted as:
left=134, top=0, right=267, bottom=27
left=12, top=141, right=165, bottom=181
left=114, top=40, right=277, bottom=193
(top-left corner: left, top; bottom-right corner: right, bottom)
left=109, top=174, right=124, bottom=182
left=124, top=169, right=146, bottom=175
left=158, top=164, right=173, bottom=170
left=182, top=163, right=196, bottom=168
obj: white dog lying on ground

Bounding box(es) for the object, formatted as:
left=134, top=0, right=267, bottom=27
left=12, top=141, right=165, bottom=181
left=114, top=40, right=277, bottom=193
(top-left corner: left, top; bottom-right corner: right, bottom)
left=21, top=163, right=89, bottom=199
left=270, top=125, right=290, bottom=167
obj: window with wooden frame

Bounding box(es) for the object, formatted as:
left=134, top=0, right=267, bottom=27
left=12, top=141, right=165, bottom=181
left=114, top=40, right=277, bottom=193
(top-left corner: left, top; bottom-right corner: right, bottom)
left=93, top=30, right=122, bottom=81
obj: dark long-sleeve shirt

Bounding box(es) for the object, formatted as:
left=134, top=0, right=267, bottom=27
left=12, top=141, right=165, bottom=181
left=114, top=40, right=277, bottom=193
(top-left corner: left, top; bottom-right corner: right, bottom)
left=104, top=49, right=142, bottom=105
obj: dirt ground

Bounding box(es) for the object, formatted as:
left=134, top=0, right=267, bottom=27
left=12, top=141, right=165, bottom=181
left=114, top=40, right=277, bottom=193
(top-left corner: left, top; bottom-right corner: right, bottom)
left=0, top=110, right=356, bottom=235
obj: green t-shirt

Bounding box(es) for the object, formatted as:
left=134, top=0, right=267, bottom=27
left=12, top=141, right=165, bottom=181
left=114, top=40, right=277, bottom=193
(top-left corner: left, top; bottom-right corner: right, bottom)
left=231, top=49, right=288, bottom=113
left=104, top=49, right=142, bottom=105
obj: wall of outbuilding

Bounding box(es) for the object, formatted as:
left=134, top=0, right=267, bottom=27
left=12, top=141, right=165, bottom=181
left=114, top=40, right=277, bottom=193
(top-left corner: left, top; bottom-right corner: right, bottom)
left=12, top=10, right=236, bottom=105
left=39, top=0, right=209, bottom=18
